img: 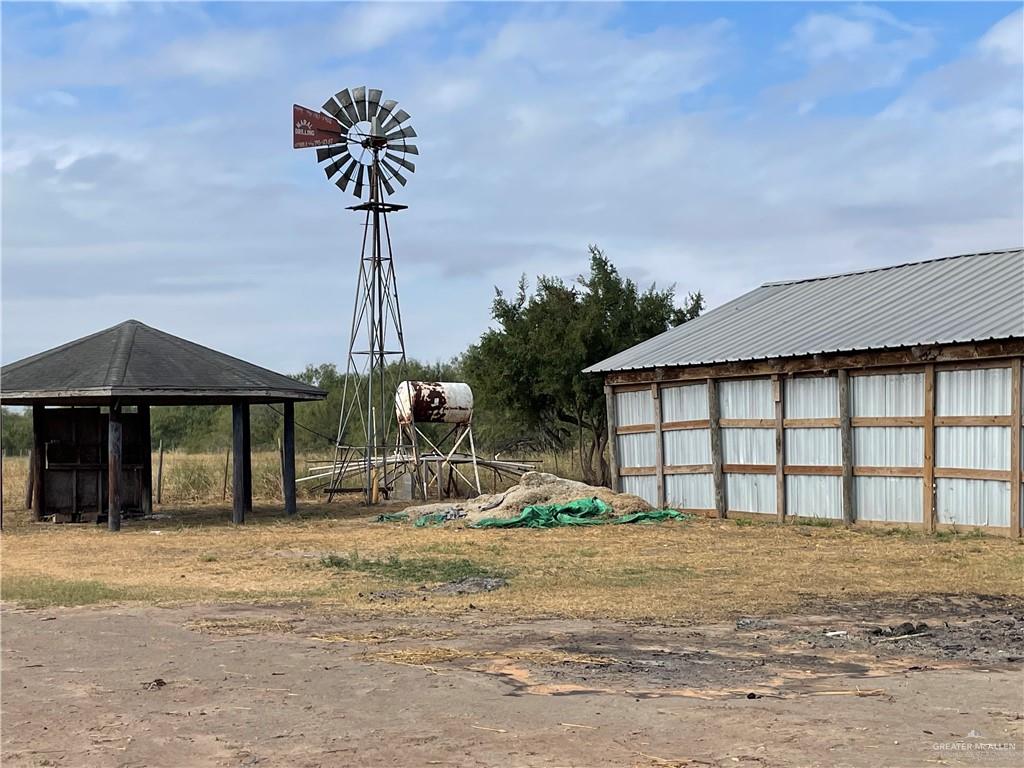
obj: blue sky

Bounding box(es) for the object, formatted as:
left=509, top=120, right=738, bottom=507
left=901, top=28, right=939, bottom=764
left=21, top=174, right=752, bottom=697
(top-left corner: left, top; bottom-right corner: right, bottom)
left=3, top=1, right=1022, bottom=373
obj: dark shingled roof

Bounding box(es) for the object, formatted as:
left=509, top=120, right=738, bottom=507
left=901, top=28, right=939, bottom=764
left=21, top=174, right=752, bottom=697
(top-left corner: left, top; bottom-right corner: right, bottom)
left=1, top=320, right=326, bottom=405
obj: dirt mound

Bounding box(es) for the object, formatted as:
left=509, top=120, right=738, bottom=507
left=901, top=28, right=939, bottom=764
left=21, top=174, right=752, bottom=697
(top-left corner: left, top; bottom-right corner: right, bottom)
left=403, top=471, right=651, bottom=524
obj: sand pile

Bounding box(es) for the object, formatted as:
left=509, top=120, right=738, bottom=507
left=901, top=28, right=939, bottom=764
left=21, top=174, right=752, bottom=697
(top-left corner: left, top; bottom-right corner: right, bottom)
left=403, top=471, right=652, bottom=524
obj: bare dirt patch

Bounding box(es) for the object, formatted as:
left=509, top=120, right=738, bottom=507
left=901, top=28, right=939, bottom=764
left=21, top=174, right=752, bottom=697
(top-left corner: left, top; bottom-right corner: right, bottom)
left=2, top=597, right=1021, bottom=767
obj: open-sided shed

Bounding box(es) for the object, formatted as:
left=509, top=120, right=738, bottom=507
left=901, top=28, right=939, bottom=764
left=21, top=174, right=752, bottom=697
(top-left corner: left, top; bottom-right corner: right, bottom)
left=2, top=320, right=326, bottom=529
left=586, top=249, right=1024, bottom=536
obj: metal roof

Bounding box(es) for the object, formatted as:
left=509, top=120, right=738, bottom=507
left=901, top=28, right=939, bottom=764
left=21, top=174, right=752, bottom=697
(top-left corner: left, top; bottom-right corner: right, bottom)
left=1, top=319, right=326, bottom=404
left=585, top=249, right=1024, bottom=374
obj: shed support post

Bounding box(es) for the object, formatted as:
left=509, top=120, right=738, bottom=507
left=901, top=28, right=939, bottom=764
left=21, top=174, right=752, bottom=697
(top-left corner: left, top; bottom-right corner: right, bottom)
left=31, top=405, right=46, bottom=521
left=923, top=364, right=937, bottom=533
left=774, top=375, right=786, bottom=522
left=108, top=403, right=123, bottom=532
left=283, top=401, right=297, bottom=516
left=707, top=378, right=726, bottom=519
left=1009, top=358, right=1021, bottom=538
left=604, top=384, right=619, bottom=492
left=139, top=405, right=153, bottom=517
left=652, top=383, right=665, bottom=508
left=242, top=405, right=252, bottom=514
left=232, top=402, right=251, bottom=525
left=838, top=370, right=854, bottom=526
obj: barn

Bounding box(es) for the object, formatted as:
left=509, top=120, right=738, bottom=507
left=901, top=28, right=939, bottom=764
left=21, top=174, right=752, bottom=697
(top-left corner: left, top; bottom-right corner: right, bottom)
left=586, top=249, right=1024, bottom=536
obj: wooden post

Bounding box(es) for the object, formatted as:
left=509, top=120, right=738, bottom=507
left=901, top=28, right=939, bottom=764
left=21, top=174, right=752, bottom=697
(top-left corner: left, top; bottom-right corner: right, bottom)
left=24, top=448, right=34, bottom=510
left=242, top=404, right=252, bottom=514
left=838, top=370, right=854, bottom=526
left=31, top=405, right=46, bottom=521
left=707, top=378, right=726, bottom=519
left=232, top=402, right=246, bottom=524
left=108, top=404, right=123, bottom=532
left=652, top=383, right=665, bottom=508
left=139, top=405, right=153, bottom=516
left=222, top=446, right=231, bottom=501
left=604, top=384, right=619, bottom=492
left=1009, top=358, right=1021, bottom=538
left=283, top=401, right=297, bottom=516
left=156, top=440, right=164, bottom=505
left=774, top=374, right=786, bottom=522
left=923, top=364, right=937, bottom=533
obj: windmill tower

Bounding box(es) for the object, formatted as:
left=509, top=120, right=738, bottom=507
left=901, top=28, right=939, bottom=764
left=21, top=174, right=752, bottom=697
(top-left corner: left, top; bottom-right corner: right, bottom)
left=292, top=88, right=421, bottom=503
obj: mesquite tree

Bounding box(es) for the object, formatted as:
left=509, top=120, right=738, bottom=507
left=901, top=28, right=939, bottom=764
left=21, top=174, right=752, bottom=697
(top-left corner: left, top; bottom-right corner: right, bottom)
left=463, top=246, right=703, bottom=486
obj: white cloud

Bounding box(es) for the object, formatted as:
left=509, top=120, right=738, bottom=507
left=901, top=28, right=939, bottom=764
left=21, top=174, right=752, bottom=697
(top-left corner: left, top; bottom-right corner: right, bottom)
left=790, top=13, right=875, bottom=60
left=979, top=8, right=1023, bottom=65
left=159, top=30, right=283, bottom=83
left=332, top=2, right=448, bottom=54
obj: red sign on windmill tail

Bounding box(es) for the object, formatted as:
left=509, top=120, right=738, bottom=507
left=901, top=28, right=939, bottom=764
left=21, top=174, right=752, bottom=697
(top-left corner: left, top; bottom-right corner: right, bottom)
left=292, top=104, right=344, bottom=149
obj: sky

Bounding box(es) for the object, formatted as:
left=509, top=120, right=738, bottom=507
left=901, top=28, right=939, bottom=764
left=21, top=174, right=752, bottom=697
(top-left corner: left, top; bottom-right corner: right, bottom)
left=2, top=1, right=1022, bottom=374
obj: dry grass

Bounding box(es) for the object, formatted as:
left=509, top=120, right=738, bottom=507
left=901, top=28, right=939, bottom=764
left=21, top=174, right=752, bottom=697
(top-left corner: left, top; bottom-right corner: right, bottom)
left=362, top=647, right=617, bottom=666
left=2, top=486, right=1022, bottom=621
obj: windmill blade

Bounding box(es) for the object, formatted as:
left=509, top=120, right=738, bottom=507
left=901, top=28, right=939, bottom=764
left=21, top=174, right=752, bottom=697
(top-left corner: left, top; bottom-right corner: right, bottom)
left=385, top=152, right=415, bottom=173
left=352, top=86, right=367, bottom=122
left=323, top=152, right=352, bottom=179
left=367, top=88, right=382, bottom=120
left=380, top=173, right=396, bottom=197
left=388, top=142, right=419, bottom=156
left=381, top=159, right=408, bottom=187
left=321, top=97, right=353, bottom=128
left=385, top=126, right=417, bottom=142
left=354, top=164, right=366, bottom=198
left=377, top=98, right=398, bottom=121
left=335, top=89, right=360, bottom=125
left=336, top=158, right=360, bottom=191
left=317, top=144, right=348, bottom=163
left=382, top=108, right=411, bottom=133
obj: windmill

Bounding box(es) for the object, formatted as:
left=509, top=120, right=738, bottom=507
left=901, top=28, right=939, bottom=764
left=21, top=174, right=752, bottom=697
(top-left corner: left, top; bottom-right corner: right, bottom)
left=292, top=87, right=421, bottom=503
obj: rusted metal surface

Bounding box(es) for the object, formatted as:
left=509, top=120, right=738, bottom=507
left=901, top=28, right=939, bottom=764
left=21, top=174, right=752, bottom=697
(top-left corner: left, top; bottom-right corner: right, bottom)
left=395, top=381, right=473, bottom=425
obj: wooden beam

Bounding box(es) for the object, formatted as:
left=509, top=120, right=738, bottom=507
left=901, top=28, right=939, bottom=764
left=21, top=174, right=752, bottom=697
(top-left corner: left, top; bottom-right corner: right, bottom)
left=615, top=424, right=656, bottom=435
left=664, top=464, right=714, bottom=475
left=139, top=405, right=153, bottom=517
left=784, top=465, right=844, bottom=476
left=108, top=404, right=122, bottom=532
left=935, top=415, right=1013, bottom=427
left=784, top=418, right=841, bottom=428
left=31, top=405, right=46, bottom=521
left=604, top=384, right=619, bottom=492
left=719, top=418, right=775, bottom=429
left=619, top=466, right=657, bottom=476
left=604, top=340, right=1024, bottom=386
left=854, top=466, right=924, bottom=477
left=838, top=369, right=854, bottom=526
left=283, top=401, right=297, bottom=516
left=652, top=384, right=665, bottom=508
left=723, top=463, right=776, bottom=475
left=232, top=402, right=246, bottom=525
left=1010, top=358, right=1022, bottom=538
left=934, top=467, right=1012, bottom=481
left=923, top=364, right=937, bottom=533
left=774, top=374, right=785, bottom=523
left=661, top=419, right=711, bottom=431
left=707, top=378, right=726, bottom=519
left=851, top=416, right=923, bottom=427
left=242, top=404, right=252, bottom=514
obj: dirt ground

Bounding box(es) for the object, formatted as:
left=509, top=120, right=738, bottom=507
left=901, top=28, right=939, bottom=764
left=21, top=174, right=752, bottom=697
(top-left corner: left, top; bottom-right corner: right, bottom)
left=3, top=595, right=1022, bottom=768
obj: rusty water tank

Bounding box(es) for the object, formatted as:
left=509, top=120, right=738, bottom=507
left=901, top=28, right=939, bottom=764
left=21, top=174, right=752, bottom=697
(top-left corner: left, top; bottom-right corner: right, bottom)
left=395, top=381, right=474, bottom=424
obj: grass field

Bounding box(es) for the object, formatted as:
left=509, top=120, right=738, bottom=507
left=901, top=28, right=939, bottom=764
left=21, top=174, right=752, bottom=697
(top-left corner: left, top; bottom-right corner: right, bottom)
left=3, top=481, right=1022, bottom=621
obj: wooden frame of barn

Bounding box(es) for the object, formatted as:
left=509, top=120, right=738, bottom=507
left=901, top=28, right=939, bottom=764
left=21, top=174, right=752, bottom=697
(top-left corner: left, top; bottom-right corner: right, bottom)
left=586, top=249, right=1024, bottom=536
left=1, top=320, right=326, bottom=530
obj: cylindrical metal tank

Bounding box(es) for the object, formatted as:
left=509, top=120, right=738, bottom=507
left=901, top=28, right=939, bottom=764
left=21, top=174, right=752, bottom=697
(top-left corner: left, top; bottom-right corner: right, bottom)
left=395, top=381, right=474, bottom=424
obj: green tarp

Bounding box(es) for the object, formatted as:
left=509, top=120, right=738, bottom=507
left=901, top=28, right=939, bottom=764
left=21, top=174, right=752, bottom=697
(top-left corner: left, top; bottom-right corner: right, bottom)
left=471, top=498, right=691, bottom=529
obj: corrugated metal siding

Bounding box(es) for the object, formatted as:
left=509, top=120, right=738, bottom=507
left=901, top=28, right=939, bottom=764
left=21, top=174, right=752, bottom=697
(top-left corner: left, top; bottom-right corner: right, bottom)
left=856, top=477, right=922, bottom=523
left=935, top=427, right=1010, bottom=470
left=621, top=475, right=658, bottom=507
left=785, top=376, right=838, bottom=418
left=722, top=428, right=775, bottom=464
left=719, top=379, right=773, bottom=419
left=615, top=389, right=654, bottom=426
left=936, top=478, right=1010, bottom=527
left=661, top=383, right=708, bottom=421
left=786, top=475, right=843, bottom=519
left=663, top=429, right=711, bottom=465
left=726, top=473, right=776, bottom=514
left=852, top=373, right=923, bottom=417
left=937, top=368, right=1011, bottom=416
left=854, top=427, right=923, bottom=466
left=587, top=250, right=1024, bottom=373
left=666, top=474, right=714, bottom=510
left=617, top=433, right=657, bottom=468
left=785, top=428, right=841, bottom=465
